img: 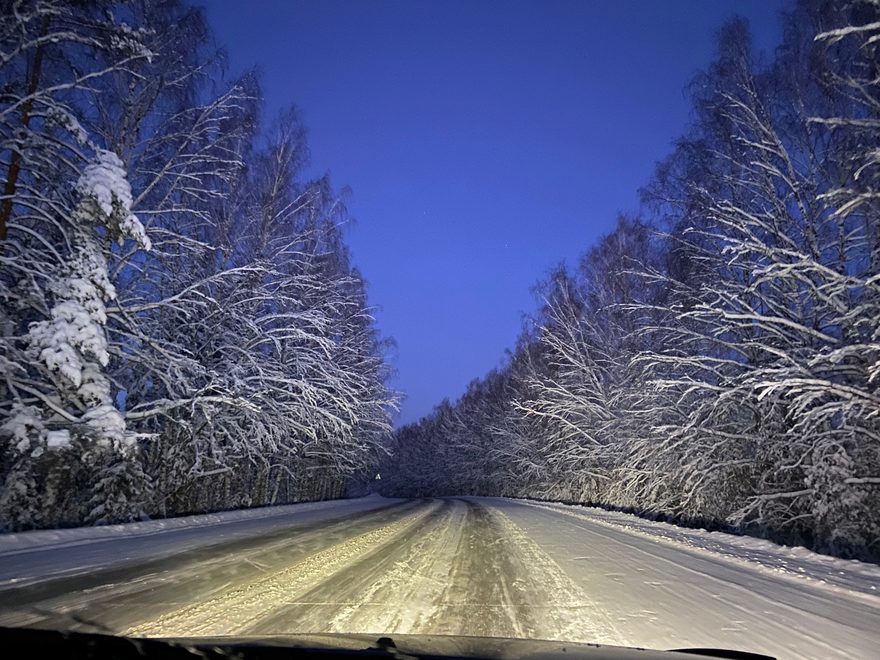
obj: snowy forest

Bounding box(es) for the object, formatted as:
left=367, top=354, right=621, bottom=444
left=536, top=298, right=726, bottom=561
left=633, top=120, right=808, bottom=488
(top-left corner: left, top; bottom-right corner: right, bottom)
left=382, top=0, right=880, bottom=561
left=0, top=0, right=397, bottom=529
left=1, top=0, right=878, bottom=564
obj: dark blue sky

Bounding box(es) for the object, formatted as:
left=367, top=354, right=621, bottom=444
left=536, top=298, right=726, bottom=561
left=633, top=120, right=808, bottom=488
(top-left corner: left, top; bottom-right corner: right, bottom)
left=204, top=0, right=787, bottom=426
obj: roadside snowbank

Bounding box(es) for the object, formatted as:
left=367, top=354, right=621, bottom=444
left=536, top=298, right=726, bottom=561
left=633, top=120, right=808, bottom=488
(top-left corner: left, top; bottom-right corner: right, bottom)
left=0, top=495, right=393, bottom=557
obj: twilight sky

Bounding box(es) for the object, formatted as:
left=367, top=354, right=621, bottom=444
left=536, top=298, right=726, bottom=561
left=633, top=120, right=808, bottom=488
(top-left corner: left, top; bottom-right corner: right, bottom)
left=204, top=0, right=787, bottom=426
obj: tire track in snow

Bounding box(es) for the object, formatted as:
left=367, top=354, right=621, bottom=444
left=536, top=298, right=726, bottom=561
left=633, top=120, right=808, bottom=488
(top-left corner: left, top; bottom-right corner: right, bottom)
left=471, top=501, right=622, bottom=644
left=0, top=500, right=423, bottom=633
left=125, top=500, right=441, bottom=637
left=247, top=498, right=528, bottom=638
left=245, top=498, right=621, bottom=643
left=246, top=498, right=464, bottom=634
left=332, top=498, right=470, bottom=634
left=419, top=500, right=536, bottom=638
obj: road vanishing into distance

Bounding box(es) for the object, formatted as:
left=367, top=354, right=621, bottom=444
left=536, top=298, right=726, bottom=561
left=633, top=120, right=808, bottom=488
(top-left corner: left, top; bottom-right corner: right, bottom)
left=0, top=497, right=878, bottom=659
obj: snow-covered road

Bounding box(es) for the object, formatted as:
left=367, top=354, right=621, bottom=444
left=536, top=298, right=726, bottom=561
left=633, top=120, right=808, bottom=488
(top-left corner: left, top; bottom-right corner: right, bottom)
left=0, top=497, right=877, bottom=659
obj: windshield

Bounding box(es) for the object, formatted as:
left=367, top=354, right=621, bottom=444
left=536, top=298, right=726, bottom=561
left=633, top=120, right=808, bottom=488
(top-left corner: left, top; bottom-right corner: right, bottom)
left=0, top=1, right=879, bottom=659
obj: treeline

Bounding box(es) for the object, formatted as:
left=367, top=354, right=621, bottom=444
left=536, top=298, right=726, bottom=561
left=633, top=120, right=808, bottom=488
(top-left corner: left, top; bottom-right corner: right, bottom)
left=382, top=0, right=880, bottom=560
left=0, top=0, right=396, bottom=529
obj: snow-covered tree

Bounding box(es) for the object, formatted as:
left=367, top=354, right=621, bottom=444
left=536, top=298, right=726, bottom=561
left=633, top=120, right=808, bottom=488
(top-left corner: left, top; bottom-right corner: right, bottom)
left=1, top=1, right=154, bottom=527
left=1, top=0, right=397, bottom=528
left=383, top=0, right=880, bottom=560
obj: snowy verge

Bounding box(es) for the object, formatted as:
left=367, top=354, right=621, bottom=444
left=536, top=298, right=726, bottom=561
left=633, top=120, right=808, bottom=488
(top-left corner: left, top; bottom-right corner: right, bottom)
left=0, top=495, right=395, bottom=556
left=515, top=499, right=880, bottom=601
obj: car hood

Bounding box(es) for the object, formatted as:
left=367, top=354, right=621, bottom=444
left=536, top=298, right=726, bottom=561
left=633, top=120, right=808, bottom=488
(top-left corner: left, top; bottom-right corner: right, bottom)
left=0, top=627, right=775, bottom=660
left=166, top=632, right=775, bottom=659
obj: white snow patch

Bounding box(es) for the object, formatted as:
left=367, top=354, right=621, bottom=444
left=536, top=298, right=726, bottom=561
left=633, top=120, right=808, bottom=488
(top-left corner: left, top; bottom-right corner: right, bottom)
left=519, top=499, right=880, bottom=599
left=76, top=150, right=150, bottom=249
left=1, top=404, right=46, bottom=452
left=45, top=431, right=71, bottom=450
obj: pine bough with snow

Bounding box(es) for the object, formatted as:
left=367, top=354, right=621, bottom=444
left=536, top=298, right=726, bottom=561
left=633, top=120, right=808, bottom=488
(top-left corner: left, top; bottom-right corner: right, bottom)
left=0, top=0, right=397, bottom=529
left=382, top=0, right=880, bottom=561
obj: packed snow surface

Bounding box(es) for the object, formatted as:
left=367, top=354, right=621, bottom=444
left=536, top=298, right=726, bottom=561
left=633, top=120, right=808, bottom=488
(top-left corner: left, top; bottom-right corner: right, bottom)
left=0, top=496, right=877, bottom=660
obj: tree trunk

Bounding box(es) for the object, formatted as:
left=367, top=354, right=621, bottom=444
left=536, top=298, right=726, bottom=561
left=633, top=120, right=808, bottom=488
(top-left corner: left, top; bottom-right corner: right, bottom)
left=0, top=15, right=49, bottom=244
